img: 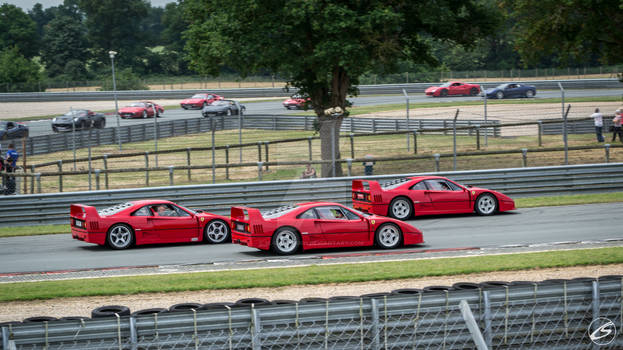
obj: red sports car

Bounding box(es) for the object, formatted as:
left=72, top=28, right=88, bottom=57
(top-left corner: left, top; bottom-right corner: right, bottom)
left=180, top=93, right=224, bottom=109
left=230, top=202, right=423, bottom=255
left=282, top=95, right=311, bottom=110
left=70, top=200, right=231, bottom=249
left=118, top=101, right=164, bottom=119
left=352, top=176, right=515, bottom=220
left=425, top=81, right=481, bottom=97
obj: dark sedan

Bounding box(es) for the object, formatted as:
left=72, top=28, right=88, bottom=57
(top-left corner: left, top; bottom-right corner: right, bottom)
left=52, top=110, right=106, bottom=132
left=201, top=100, right=246, bottom=117
left=484, top=83, right=536, bottom=99
left=0, top=121, right=29, bottom=140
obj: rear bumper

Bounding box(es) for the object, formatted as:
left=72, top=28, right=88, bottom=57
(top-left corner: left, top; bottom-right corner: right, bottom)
left=352, top=201, right=388, bottom=216
left=232, top=232, right=271, bottom=251
left=71, top=228, right=106, bottom=245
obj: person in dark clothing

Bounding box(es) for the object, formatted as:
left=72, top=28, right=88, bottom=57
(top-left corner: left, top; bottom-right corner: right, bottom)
left=4, top=144, right=19, bottom=195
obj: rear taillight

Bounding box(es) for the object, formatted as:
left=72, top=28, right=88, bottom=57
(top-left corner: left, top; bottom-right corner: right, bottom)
left=367, top=194, right=371, bottom=201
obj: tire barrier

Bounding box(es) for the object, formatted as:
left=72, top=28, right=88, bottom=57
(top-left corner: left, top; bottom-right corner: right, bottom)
left=130, top=308, right=167, bottom=317
left=90, top=305, right=131, bottom=319
left=168, top=303, right=203, bottom=313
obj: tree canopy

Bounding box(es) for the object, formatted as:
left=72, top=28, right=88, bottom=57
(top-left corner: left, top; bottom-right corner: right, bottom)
left=0, top=3, right=39, bottom=58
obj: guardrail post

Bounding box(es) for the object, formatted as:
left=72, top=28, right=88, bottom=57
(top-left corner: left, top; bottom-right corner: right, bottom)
left=251, top=306, right=262, bottom=350
left=350, top=118, right=354, bottom=133
left=57, top=160, right=63, bottom=192
left=483, top=291, right=492, bottom=348
left=30, top=166, right=35, bottom=194
left=145, top=152, right=149, bottom=187
left=184, top=119, right=189, bottom=135
left=168, top=165, right=174, bottom=186
left=95, top=169, right=100, bottom=190
left=395, top=119, right=399, bottom=131
left=349, top=133, right=355, bottom=159
left=264, top=141, right=269, bottom=171
left=308, top=137, right=313, bottom=161
left=604, top=144, right=610, bottom=163
left=272, top=115, right=277, bottom=130
left=186, top=147, right=192, bottom=181
left=257, top=162, right=263, bottom=180
left=521, top=148, right=528, bottom=167
left=372, top=119, right=376, bottom=133
left=225, top=145, right=230, bottom=180
left=103, top=154, right=109, bottom=189
left=443, top=120, right=448, bottom=135
left=434, top=153, right=440, bottom=172
left=304, top=115, right=309, bottom=130
left=475, top=125, right=481, bottom=150
left=35, top=173, right=41, bottom=193
left=537, top=120, right=543, bottom=147
left=346, top=158, right=353, bottom=176
left=413, top=131, right=417, bottom=154
left=257, top=142, right=262, bottom=164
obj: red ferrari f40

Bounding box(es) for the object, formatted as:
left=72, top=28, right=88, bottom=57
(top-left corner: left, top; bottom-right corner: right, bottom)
left=352, top=176, right=515, bottom=220
left=70, top=200, right=231, bottom=249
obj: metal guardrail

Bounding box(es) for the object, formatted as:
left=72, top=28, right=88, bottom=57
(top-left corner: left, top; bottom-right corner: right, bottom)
left=543, top=117, right=616, bottom=135
left=2, top=278, right=621, bottom=349
left=0, top=163, right=621, bottom=227
left=1, top=79, right=620, bottom=102
left=0, top=115, right=497, bottom=157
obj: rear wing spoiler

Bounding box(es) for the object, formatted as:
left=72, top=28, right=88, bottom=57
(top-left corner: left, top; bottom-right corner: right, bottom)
left=70, top=204, right=100, bottom=219
left=230, top=206, right=264, bottom=223
left=352, top=180, right=383, bottom=193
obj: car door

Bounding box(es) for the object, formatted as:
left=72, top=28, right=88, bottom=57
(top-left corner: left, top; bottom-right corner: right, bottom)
left=294, top=208, right=326, bottom=248
left=147, top=204, right=201, bottom=243
left=449, top=82, right=464, bottom=95
left=314, top=206, right=369, bottom=247
left=129, top=206, right=159, bottom=244
left=405, top=180, right=435, bottom=214
left=5, top=122, right=16, bottom=138
left=423, top=179, right=471, bottom=213
left=504, top=84, right=520, bottom=98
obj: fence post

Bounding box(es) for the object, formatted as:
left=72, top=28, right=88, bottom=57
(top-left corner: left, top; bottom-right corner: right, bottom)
left=434, top=153, right=440, bottom=172
left=257, top=142, right=262, bottom=163
left=521, top=148, right=528, bottom=167
left=413, top=131, right=417, bottom=154
left=36, top=173, right=41, bottom=193
left=257, top=162, right=263, bottom=181
left=350, top=133, right=355, bottom=159
left=186, top=148, right=192, bottom=181
left=57, top=160, right=63, bottom=192
left=604, top=144, right=610, bottom=163
left=145, top=152, right=150, bottom=187
left=308, top=137, right=313, bottom=161
left=264, top=141, right=269, bottom=171
left=168, top=166, right=174, bottom=186
left=537, top=120, right=543, bottom=147
left=346, top=158, right=352, bottom=176
left=475, top=125, right=481, bottom=150
left=95, top=169, right=100, bottom=190
left=225, top=145, right=230, bottom=180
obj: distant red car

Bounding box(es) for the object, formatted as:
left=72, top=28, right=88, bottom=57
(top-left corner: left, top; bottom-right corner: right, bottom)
left=230, top=202, right=423, bottom=255
left=70, top=200, right=231, bottom=249
left=425, top=81, right=481, bottom=97
left=180, top=93, right=224, bottom=109
left=118, top=101, right=164, bottom=119
left=282, top=95, right=311, bottom=110
left=352, top=176, right=515, bottom=220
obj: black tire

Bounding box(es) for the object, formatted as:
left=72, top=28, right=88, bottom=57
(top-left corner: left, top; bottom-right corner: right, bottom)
left=202, top=102, right=207, bottom=108
left=474, top=193, right=498, bottom=215
left=91, top=305, right=131, bottom=318
left=96, top=119, right=105, bottom=129
left=131, top=308, right=167, bottom=317
left=226, top=109, right=232, bottom=116
left=182, top=106, right=188, bottom=110
left=80, top=120, right=88, bottom=130
left=271, top=227, right=300, bottom=255
left=169, top=303, right=202, bottom=312
left=200, top=302, right=235, bottom=310
left=235, top=298, right=270, bottom=306
left=496, top=91, right=504, bottom=99
left=142, top=110, right=147, bottom=119
left=440, top=89, right=448, bottom=97
left=374, top=223, right=402, bottom=249
left=23, top=316, right=58, bottom=323
left=106, top=223, right=134, bottom=250
left=525, top=89, right=535, bottom=98
left=203, top=219, right=231, bottom=244
left=470, top=87, right=479, bottom=96
left=388, top=197, right=413, bottom=220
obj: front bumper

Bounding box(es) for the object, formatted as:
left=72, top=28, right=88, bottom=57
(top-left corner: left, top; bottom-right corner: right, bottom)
left=499, top=200, right=516, bottom=212
left=181, top=103, right=202, bottom=109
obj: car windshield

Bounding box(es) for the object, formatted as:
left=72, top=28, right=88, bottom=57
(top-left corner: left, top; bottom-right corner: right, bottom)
left=439, top=82, right=451, bottom=87
left=211, top=100, right=228, bottom=106
left=495, top=84, right=509, bottom=89
left=63, top=110, right=85, bottom=117
left=348, top=207, right=370, bottom=217
left=128, top=102, right=145, bottom=107
left=191, top=94, right=206, bottom=99
left=0, top=121, right=7, bottom=129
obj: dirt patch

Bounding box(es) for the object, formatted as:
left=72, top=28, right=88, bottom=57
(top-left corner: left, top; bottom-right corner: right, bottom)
left=1, top=264, right=620, bottom=322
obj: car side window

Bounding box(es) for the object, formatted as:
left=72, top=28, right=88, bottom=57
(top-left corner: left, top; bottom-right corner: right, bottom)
left=342, top=208, right=360, bottom=220
left=446, top=181, right=462, bottom=191
left=297, top=209, right=318, bottom=219
left=172, top=205, right=191, bottom=217
left=410, top=181, right=428, bottom=191
left=425, top=179, right=451, bottom=191
left=132, top=206, right=152, bottom=216
left=316, top=207, right=347, bottom=220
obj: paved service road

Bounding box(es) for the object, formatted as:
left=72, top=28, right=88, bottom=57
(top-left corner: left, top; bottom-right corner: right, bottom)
left=0, top=202, right=621, bottom=274
left=21, top=88, right=623, bottom=138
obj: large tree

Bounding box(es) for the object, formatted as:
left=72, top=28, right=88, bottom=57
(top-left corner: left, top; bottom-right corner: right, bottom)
left=0, top=4, right=38, bottom=58
left=41, top=15, right=88, bottom=78
left=184, top=0, right=497, bottom=177
left=503, top=0, right=623, bottom=66
left=0, top=47, right=42, bottom=92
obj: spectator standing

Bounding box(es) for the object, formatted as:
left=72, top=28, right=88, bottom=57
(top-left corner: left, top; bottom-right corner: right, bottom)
left=300, top=164, right=317, bottom=179
left=612, top=109, right=622, bottom=142
left=5, top=143, right=19, bottom=195
left=591, top=108, right=604, bottom=142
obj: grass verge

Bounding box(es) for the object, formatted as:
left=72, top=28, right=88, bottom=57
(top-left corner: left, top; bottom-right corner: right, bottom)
left=0, top=192, right=621, bottom=238
left=0, top=247, right=621, bottom=302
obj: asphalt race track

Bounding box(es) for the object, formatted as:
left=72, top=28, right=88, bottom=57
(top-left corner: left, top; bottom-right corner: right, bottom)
left=21, top=88, right=623, bottom=138
left=0, top=202, right=621, bottom=274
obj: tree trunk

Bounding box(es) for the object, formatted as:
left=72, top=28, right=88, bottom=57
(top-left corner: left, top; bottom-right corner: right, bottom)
left=318, top=116, right=343, bottom=177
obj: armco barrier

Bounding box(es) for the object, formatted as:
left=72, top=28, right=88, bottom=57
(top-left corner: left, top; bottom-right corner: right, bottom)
left=0, top=163, right=621, bottom=227
left=2, top=278, right=621, bottom=349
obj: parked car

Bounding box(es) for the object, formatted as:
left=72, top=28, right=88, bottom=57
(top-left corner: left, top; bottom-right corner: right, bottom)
left=0, top=121, right=29, bottom=140
left=282, top=95, right=311, bottom=110
left=352, top=176, right=515, bottom=220
left=425, top=81, right=481, bottom=97
left=51, top=110, right=106, bottom=132
left=70, top=200, right=231, bottom=250
left=119, top=101, right=164, bottom=119
left=202, top=100, right=246, bottom=117
left=484, top=83, right=536, bottom=99
left=180, top=93, right=224, bottom=109
left=230, top=202, right=423, bottom=255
